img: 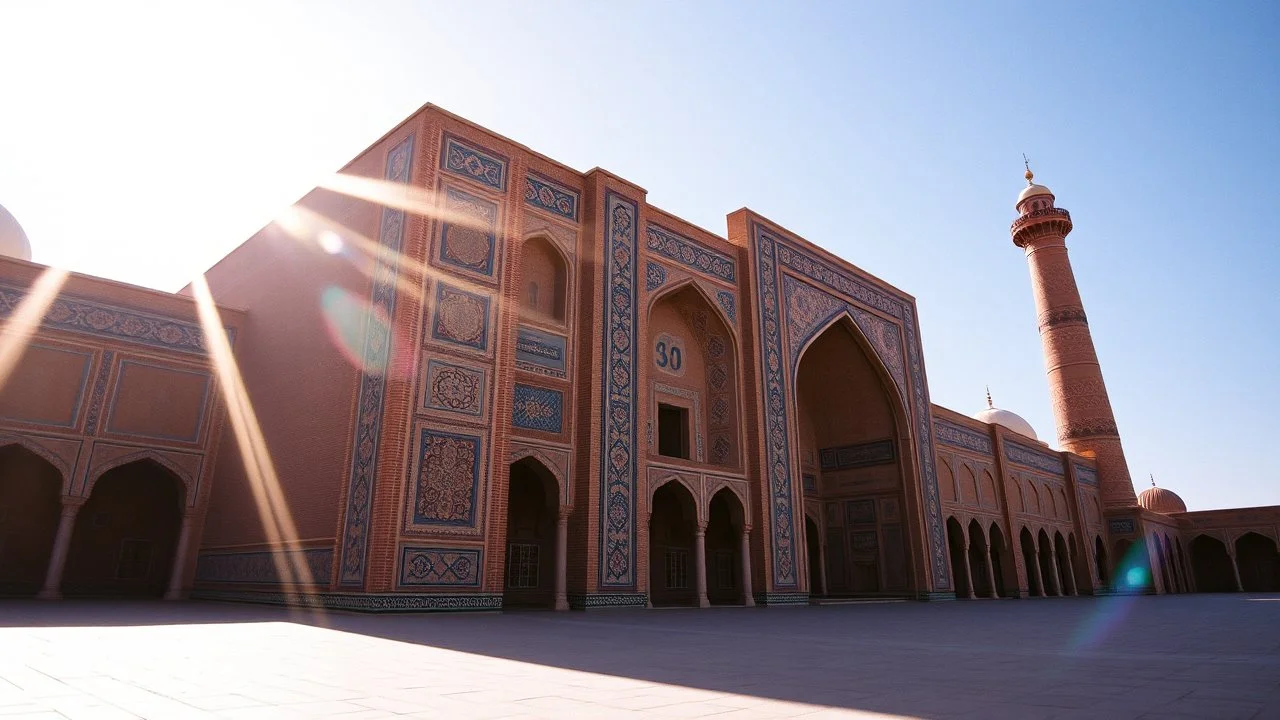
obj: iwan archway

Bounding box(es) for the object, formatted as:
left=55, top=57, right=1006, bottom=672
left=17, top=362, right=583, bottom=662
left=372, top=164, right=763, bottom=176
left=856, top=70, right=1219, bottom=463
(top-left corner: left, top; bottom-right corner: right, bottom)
left=793, top=315, right=919, bottom=597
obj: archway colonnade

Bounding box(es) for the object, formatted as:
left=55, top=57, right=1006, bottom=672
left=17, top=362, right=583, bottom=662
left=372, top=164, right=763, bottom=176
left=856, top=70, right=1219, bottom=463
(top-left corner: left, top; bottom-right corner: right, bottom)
left=647, top=480, right=753, bottom=608
left=0, top=442, right=194, bottom=599
left=1189, top=532, right=1280, bottom=593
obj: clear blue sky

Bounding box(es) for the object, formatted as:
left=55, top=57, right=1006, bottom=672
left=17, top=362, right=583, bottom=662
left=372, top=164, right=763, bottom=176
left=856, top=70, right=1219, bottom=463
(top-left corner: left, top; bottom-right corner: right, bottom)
left=1, top=1, right=1276, bottom=511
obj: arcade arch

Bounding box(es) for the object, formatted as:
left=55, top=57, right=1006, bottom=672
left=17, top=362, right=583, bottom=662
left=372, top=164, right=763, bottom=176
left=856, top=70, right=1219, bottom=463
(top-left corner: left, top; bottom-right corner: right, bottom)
left=649, top=480, right=700, bottom=607
left=1235, top=532, right=1280, bottom=592
left=0, top=445, right=63, bottom=596
left=503, top=457, right=559, bottom=609
left=63, top=459, right=184, bottom=597
left=1190, top=535, right=1236, bottom=592
left=794, top=316, right=915, bottom=596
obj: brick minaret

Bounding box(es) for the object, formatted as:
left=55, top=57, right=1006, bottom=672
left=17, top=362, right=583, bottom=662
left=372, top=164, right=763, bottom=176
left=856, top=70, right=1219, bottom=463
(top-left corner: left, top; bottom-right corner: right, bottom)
left=1011, top=167, right=1138, bottom=507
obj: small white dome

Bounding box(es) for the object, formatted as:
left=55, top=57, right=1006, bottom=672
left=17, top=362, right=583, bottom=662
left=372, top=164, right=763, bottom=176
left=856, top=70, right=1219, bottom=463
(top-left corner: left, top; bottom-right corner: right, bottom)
left=975, top=407, right=1038, bottom=440
left=1017, top=183, right=1053, bottom=205
left=0, top=204, right=33, bottom=262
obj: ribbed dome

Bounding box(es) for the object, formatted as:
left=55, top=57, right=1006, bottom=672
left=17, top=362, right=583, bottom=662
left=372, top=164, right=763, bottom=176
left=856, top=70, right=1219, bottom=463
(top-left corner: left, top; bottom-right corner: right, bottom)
left=1138, top=485, right=1187, bottom=515
left=974, top=407, right=1038, bottom=441
left=0, top=203, right=33, bottom=262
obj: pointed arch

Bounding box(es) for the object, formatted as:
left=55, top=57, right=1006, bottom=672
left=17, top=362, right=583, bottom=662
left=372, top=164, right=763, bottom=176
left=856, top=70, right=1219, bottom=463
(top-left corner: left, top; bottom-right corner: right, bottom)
left=86, top=450, right=193, bottom=507
left=791, top=310, right=904, bottom=406
left=518, top=232, right=572, bottom=325
left=649, top=475, right=703, bottom=523
left=646, top=275, right=739, bottom=342
left=0, top=434, right=71, bottom=492
left=507, top=445, right=567, bottom=505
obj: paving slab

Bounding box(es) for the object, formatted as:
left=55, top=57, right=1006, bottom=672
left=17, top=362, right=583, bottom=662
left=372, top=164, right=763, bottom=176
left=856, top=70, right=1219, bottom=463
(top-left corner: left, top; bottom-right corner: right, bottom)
left=0, top=593, right=1277, bottom=719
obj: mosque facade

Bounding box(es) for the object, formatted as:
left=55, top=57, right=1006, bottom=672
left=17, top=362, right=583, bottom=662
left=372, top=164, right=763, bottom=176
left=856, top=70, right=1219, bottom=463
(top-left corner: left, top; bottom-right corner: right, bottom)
left=0, top=104, right=1276, bottom=608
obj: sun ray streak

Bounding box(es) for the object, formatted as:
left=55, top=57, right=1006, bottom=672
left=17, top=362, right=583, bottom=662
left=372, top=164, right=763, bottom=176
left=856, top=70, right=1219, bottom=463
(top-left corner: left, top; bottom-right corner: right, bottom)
left=191, top=276, right=327, bottom=622
left=0, top=267, right=70, bottom=392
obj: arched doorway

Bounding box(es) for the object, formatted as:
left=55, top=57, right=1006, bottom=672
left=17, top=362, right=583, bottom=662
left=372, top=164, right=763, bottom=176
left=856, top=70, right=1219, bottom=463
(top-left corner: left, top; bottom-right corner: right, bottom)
left=0, top=445, right=63, bottom=597
left=1190, top=535, right=1235, bottom=592
left=967, top=520, right=993, bottom=598
left=705, top=488, right=747, bottom=605
left=1175, top=537, right=1190, bottom=592
left=1235, top=533, right=1280, bottom=592
left=1037, top=530, right=1058, bottom=596
left=988, top=523, right=1008, bottom=598
left=1094, top=536, right=1110, bottom=590
left=1053, top=532, right=1074, bottom=596
left=805, top=515, right=824, bottom=597
left=1113, top=538, right=1154, bottom=594
left=1154, top=535, right=1173, bottom=594
left=946, top=517, right=970, bottom=598
left=1162, top=535, right=1182, bottom=593
left=794, top=317, right=914, bottom=596
left=503, top=458, right=558, bottom=609
left=649, top=481, right=698, bottom=607
left=518, top=235, right=570, bottom=325
left=1020, top=528, right=1042, bottom=596
left=63, top=460, right=183, bottom=597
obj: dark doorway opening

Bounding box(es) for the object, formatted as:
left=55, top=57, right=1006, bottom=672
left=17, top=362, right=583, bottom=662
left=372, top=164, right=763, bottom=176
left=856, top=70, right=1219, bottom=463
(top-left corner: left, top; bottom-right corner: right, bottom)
left=0, top=445, right=63, bottom=597
left=657, top=404, right=690, bottom=460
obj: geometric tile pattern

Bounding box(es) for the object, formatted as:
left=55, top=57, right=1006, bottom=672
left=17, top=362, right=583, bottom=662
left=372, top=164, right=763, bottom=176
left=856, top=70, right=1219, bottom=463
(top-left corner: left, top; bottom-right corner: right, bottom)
left=645, top=223, right=736, bottom=283
left=1005, top=441, right=1064, bottom=477
left=399, top=546, right=482, bottom=587
left=441, top=133, right=507, bottom=192
left=523, top=172, right=578, bottom=221
left=438, top=186, right=499, bottom=279
left=512, top=383, right=563, bottom=434
left=338, top=133, right=414, bottom=587
left=410, top=428, right=483, bottom=527
left=82, top=350, right=115, bottom=435
left=431, top=283, right=491, bottom=352
left=819, top=440, right=896, bottom=471
left=195, top=549, right=334, bottom=585
left=1074, top=463, right=1098, bottom=486
left=716, top=290, right=736, bottom=323
left=752, top=222, right=950, bottom=591
left=934, top=419, right=994, bottom=454
left=424, top=359, right=485, bottom=417
left=645, top=262, right=667, bottom=292
left=1109, top=518, right=1136, bottom=534
left=0, top=285, right=215, bottom=356
left=599, top=193, right=639, bottom=588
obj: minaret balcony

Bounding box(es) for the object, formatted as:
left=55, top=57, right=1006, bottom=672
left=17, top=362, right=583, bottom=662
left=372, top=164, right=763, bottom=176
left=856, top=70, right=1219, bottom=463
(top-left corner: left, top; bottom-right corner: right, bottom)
left=1011, top=207, right=1073, bottom=246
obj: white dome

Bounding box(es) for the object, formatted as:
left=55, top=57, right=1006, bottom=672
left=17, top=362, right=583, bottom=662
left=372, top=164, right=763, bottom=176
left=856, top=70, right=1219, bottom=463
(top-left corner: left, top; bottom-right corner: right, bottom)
left=974, top=407, right=1038, bottom=440
left=0, top=204, right=33, bottom=261
left=1017, top=183, right=1053, bottom=205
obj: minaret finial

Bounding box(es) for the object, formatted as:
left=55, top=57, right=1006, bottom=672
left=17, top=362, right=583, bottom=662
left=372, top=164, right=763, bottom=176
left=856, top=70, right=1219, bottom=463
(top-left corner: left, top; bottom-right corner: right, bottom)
left=985, top=385, right=993, bottom=409
left=1023, top=154, right=1034, bottom=185
left=1150, top=473, right=1156, bottom=488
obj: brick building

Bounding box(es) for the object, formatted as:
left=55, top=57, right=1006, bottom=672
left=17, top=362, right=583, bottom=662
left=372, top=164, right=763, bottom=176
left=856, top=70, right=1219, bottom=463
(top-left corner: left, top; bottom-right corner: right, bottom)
left=1, top=104, right=1276, bottom=607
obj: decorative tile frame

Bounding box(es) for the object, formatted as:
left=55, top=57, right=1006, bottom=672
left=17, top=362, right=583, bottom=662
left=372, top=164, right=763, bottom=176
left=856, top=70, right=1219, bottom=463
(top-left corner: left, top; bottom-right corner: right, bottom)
left=422, top=359, right=487, bottom=418
left=338, top=134, right=414, bottom=587
left=654, top=383, right=704, bottom=462
left=1074, top=463, right=1098, bottom=486
left=399, top=546, right=483, bottom=587
left=195, top=549, right=334, bottom=585
left=818, top=440, right=896, bottom=471
left=430, top=282, right=492, bottom=353
left=82, top=350, right=115, bottom=435
left=750, top=223, right=949, bottom=591
left=512, top=383, right=564, bottom=434
left=524, top=172, right=579, bottom=221
left=0, top=344, right=93, bottom=429
left=440, top=133, right=507, bottom=192
left=405, top=425, right=485, bottom=531
left=716, top=290, right=737, bottom=323
left=436, top=185, right=500, bottom=281
left=104, top=360, right=213, bottom=443
left=645, top=261, right=668, bottom=292
left=1005, top=441, right=1064, bottom=477
left=599, top=193, right=639, bottom=588
left=0, top=285, right=221, bottom=355
left=645, top=224, right=736, bottom=284
left=934, top=419, right=994, bottom=455
left=514, top=326, right=567, bottom=378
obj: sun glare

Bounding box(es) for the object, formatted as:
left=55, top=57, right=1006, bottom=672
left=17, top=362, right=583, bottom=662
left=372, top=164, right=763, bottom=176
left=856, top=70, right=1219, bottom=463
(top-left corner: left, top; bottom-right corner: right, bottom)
left=0, top=266, right=69, bottom=392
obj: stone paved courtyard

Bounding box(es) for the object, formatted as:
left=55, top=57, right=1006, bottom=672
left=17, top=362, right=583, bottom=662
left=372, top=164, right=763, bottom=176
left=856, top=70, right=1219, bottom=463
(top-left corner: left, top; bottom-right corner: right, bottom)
left=1, top=594, right=1278, bottom=719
